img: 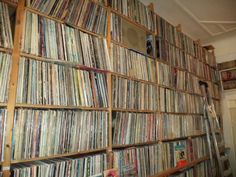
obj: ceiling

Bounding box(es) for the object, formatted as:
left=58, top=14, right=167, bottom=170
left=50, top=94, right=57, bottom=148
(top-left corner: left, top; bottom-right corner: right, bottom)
left=141, top=0, right=236, bottom=42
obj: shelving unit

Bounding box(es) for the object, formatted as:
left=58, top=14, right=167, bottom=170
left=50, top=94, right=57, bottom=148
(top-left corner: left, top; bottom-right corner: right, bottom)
left=0, top=0, right=221, bottom=177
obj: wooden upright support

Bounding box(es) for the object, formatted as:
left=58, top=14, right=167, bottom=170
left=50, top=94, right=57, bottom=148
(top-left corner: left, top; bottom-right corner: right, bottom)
left=3, top=0, right=25, bottom=176
left=106, top=7, right=112, bottom=55
left=204, top=45, right=215, bottom=51
left=176, top=24, right=182, bottom=32
left=148, top=3, right=154, bottom=11
left=106, top=72, right=113, bottom=169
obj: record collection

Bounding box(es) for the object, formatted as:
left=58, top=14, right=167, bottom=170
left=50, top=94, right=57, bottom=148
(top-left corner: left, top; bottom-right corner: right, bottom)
left=12, top=154, right=107, bottom=177
left=0, top=2, right=13, bottom=49
left=157, top=16, right=196, bottom=56
left=27, top=0, right=107, bottom=35
left=162, top=140, right=188, bottom=170
left=202, top=48, right=217, bottom=68
left=157, top=62, right=172, bottom=87
left=111, top=13, right=122, bottom=43
left=157, top=65, right=202, bottom=96
left=207, top=82, right=220, bottom=98
left=157, top=16, right=182, bottom=49
left=112, top=112, right=159, bottom=145
left=195, top=161, right=211, bottom=177
left=16, top=57, right=108, bottom=107
left=65, top=0, right=107, bottom=35
left=162, top=114, right=205, bottom=139
left=0, top=0, right=222, bottom=175
left=160, top=88, right=203, bottom=113
left=0, top=52, right=12, bottom=103
left=109, top=0, right=155, bottom=31
left=112, top=76, right=157, bottom=110
left=185, top=73, right=201, bottom=95
left=0, top=109, right=6, bottom=162
left=12, top=109, right=108, bottom=160
left=111, top=43, right=156, bottom=82
left=113, top=144, right=162, bottom=177
left=22, top=12, right=111, bottom=70
left=191, top=137, right=208, bottom=160
left=113, top=148, right=138, bottom=177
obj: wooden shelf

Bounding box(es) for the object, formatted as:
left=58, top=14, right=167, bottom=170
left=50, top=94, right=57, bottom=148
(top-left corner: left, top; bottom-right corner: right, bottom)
left=113, top=133, right=207, bottom=149
left=21, top=52, right=79, bottom=66
left=113, top=140, right=160, bottom=149
left=150, top=156, right=209, bottom=177
left=212, top=97, right=220, bottom=100
left=111, top=40, right=156, bottom=60
left=0, top=103, right=7, bottom=107
left=76, top=65, right=111, bottom=74
left=110, top=8, right=155, bottom=34
left=112, top=72, right=157, bottom=85
left=160, top=112, right=203, bottom=116
left=0, top=0, right=17, bottom=7
left=162, top=133, right=206, bottom=142
left=11, top=148, right=107, bottom=164
left=15, top=103, right=109, bottom=111
left=21, top=52, right=111, bottom=73
left=156, top=58, right=170, bottom=66
left=0, top=47, right=13, bottom=54
left=112, top=108, right=157, bottom=113
left=25, top=7, right=106, bottom=39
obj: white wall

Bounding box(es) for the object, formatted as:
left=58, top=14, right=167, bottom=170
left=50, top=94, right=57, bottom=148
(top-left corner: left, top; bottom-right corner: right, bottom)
left=204, top=31, right=236, bottom=175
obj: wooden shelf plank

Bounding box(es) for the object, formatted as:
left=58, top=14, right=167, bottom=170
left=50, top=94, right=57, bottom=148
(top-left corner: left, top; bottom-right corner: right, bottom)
left=0, top=0, right=17, bottom=7
left=15, top=103, right=109, bottom=111
left=112, top=108, right=156, bottom=113
left=162, top=133, right=206, bottom=142
left=21, top=52, right=112, bottom=74
left=150, top=156, right=209, bottom=177
left=113, top=140, right=160, bottom=149
left=160, top=112, right=203, bottom=116
left=11, top=148, right=107, bottom=164
left=0, top=103, right=7, bottom=107
left=111, top=39, right=156, bottom=60
left=0, top=47, right=13, bottom=54
left=111, top=72, right=157, bottom=85
left=20, top=52, right=79, bottom=67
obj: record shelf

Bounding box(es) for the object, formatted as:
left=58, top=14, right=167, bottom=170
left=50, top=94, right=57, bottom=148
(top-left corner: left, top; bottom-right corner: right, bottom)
left=0, top=0, right=221, bottom=177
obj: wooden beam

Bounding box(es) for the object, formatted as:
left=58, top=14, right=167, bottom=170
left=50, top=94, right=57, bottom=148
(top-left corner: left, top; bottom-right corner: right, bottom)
left=195, top=39, right=201, bottom=45
left=176, top=24, right=182, bottom=32
left=203, top=45, right=215, bottom=50
left=148, top=3, right=154, bottom=11
left=106, top=72, right=113, bottom=169
left=2, top=0, right=25, bottom=176
left=106, top=7, right=111, bottom=55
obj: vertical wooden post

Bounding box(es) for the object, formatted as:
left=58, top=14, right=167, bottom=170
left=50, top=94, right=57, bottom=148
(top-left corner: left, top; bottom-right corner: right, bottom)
left=106, top=72, right=113, bottom=169
left=104, top=0, right=108, bottom=7
left=3, top=0, right=25, bottom=176
left=176, top=24, right=182, bottom=32
left=106, top=1, right=113, bottom=169
left=106, top=7, right=112, bottom=56
left=156, top=62, right=162, bottom=142
left=148, top=3, right=154, bottom=11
